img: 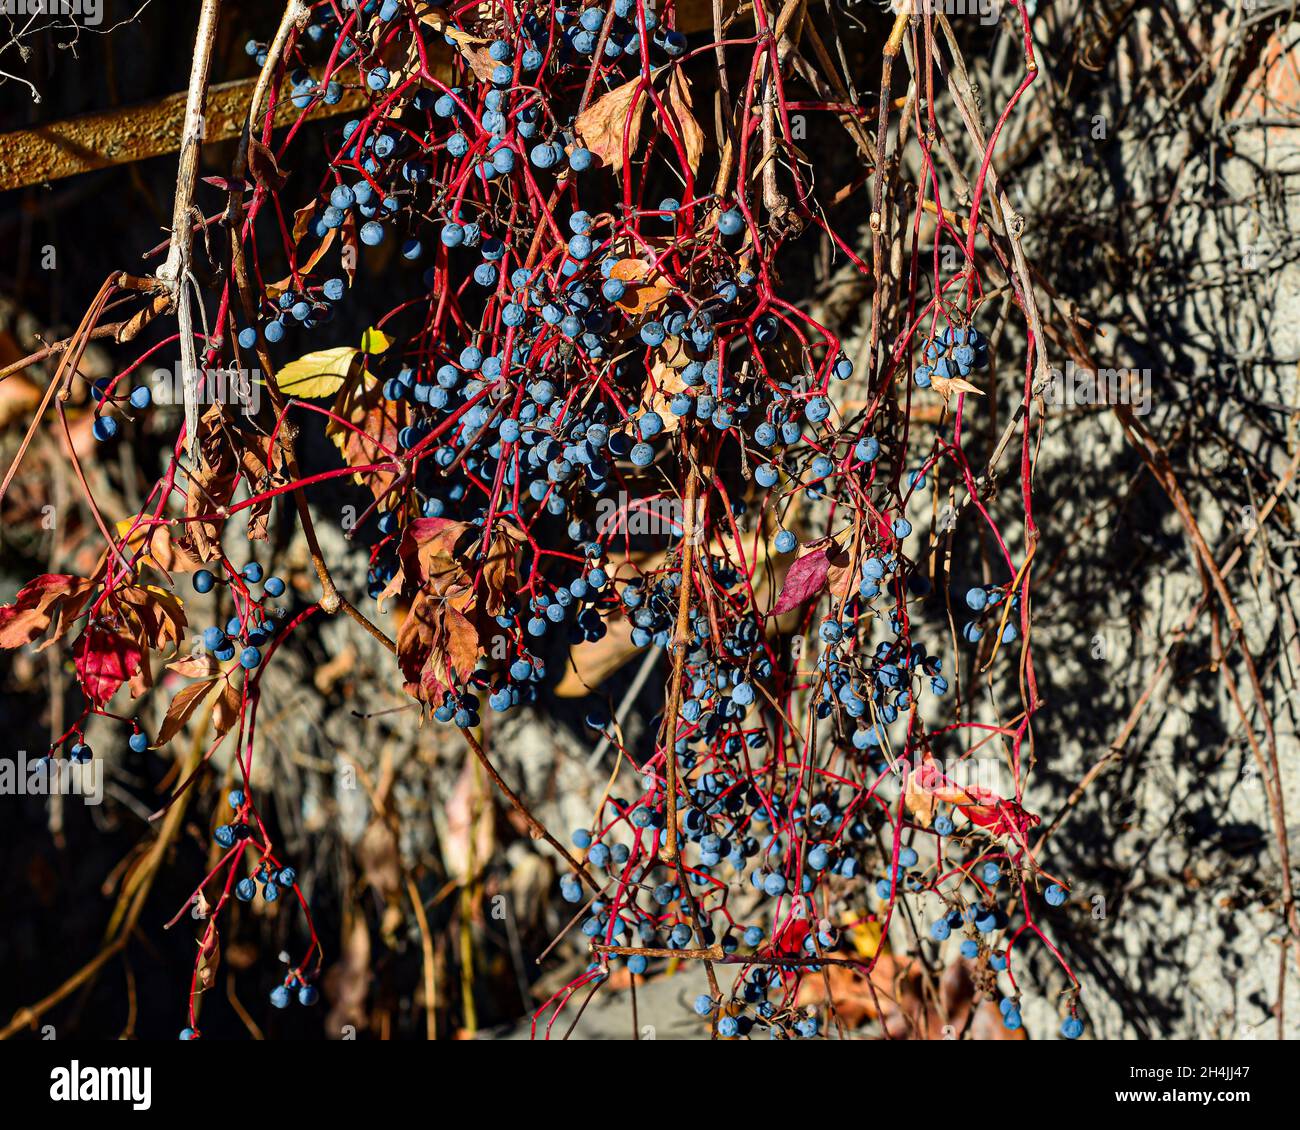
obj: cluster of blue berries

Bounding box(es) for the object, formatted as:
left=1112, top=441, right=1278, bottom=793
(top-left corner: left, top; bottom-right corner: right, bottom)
left=89, top=376, right=152, bottom=442
left=959, top=582, right=1019, bottom=645
left=913, top=323, right=990, bottom=389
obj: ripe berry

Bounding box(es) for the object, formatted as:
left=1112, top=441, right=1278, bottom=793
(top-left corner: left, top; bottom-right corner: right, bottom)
left=717, top=209, right=743, bottom=236
left=1044, top=883, right=1067, bottom=906
left=270, top=985, right=291, bottom=1009
left=1061, top=1016, right=1083, bottom=1039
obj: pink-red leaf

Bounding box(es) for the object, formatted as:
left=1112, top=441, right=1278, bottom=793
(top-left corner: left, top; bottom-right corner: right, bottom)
left=73, top=626, right=143, bottom=706
left=772, top=547, right=830, bottom=615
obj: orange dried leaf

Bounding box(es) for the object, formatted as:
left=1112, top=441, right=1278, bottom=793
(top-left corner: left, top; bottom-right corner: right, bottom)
left=575, top=75, right=648, bottom=174
left=663, top=70, right=704, bottom=175
left=155, top=677, right=219, bottom=746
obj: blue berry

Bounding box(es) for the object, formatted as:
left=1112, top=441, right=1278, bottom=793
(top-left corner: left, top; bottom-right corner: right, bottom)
left=717, top=209, right=743, bottom=236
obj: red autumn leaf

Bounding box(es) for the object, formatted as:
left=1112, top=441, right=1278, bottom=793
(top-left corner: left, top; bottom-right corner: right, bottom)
left=771, top=546, right=830, bottom=615
left=0, top=574, right=95, bottom=649
left=73, top=625, right=144, bottom=706
left=958, top=792, right=1041, bottom=839
left=924, top=777, right=1043, bottom=839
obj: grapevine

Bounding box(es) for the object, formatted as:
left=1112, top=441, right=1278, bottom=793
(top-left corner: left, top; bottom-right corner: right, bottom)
left=1, top=0, right=1093, bottom=1041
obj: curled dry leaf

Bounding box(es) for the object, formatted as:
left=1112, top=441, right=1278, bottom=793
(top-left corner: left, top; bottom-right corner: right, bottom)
left=610, top=257, right=673, bottom=315
left=246, top=139, right=289, bottom=191
left=639, top=353, right=688, bottom=434
left=931, top=374, right=983, bottom=400
left=662, top=69, right=704, bottom=175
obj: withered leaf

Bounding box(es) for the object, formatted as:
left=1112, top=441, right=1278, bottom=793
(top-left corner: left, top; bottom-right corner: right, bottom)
left=119, top=583, right=188, bottom=652
left=931, top=374, right=983, bottom=400
left=247, top=139, right=289, bottom=191
left=326, top=370, right=402, bottom=503
left=212, top=675, right=243, bottom=737
left=575, top=74, right=649, bottom=174
left=155, top=676, right=219, bottom=747
left=662, top=69, right=704, bottom=176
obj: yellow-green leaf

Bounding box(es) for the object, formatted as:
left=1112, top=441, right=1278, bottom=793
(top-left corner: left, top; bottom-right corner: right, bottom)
left=361, top=327, right=395, bottom=354
left=275, top=347, right=358, bottom=399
